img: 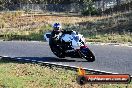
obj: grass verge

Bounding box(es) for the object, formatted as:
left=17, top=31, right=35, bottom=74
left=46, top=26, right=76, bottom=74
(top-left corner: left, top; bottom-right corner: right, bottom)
left=0, top=58, right=132, bottom=88
left=1, top=33, right=131, bottom=43
left=85, top=34, right=132, bottom=43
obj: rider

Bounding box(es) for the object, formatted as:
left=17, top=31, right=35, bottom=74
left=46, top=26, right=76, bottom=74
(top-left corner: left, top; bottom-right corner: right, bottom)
left=50, top=23, right=74, bottom=45
left=50, top=23, right=62, bottom=45
left=51, top=23, right=62, bottom=39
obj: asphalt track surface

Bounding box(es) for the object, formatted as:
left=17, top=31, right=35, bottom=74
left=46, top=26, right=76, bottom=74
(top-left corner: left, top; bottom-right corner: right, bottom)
left=0, top=41, right=132, bottom=75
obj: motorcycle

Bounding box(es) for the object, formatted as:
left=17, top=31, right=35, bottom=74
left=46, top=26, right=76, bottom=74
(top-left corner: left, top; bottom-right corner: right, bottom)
left=44, top=30, right=95, bottom=62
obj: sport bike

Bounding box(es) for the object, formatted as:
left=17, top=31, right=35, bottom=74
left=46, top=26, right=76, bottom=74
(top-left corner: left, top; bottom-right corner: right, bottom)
left=44, top=30, right=95, bottom=62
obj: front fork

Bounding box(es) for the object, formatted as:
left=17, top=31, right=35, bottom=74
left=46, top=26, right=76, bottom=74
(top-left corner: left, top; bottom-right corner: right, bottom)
left=76, top=49, right=83, bottom=59
left=76, top=45, right=88, bottom=59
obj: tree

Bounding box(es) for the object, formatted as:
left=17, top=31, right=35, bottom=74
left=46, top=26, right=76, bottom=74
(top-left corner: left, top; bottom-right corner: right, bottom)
left=82, top=0, right=97, bottom=16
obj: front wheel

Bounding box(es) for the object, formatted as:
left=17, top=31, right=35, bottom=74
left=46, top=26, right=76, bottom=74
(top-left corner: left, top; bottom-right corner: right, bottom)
left=79, top=47, right=95, bottom=62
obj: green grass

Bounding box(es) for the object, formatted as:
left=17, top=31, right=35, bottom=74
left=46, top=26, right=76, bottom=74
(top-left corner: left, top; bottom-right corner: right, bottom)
left=0, top=24, right=52, bottom=41
left=0, top=59, right=77, bottom=88
left=0, top=59, right=132, bottom=88
left=1, top=31, right=131, bottom=43
left=85, top=34, right=132, bottom=43
left=0, top=26, right=131, bottom=43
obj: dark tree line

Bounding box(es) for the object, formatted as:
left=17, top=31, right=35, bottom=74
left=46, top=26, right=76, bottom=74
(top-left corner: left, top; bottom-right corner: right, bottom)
left=0, top=0, right=76, bottom=10
left=0, top=0, right=77, bottom=4
left=0, top=0, right=94, bottom=11
left=82, top=0, right=132, bottom=16
left=0, top=0, right=132, bottom=16
left=103, top=1, right=132, bottom=15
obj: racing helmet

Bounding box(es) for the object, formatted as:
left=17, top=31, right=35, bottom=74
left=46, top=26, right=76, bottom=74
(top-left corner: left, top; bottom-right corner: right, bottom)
left=53, top=23, right=61, bottom=30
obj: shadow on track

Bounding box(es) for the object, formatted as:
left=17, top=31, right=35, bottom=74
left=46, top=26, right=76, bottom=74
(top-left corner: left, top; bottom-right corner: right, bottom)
left=0, top=57, right=87, bottom=72
left=13, top=57, right=88, bottom=62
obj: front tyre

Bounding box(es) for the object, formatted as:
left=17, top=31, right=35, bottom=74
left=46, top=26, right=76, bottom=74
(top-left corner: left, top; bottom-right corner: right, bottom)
left=80, top=47, right=95, bottom=62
